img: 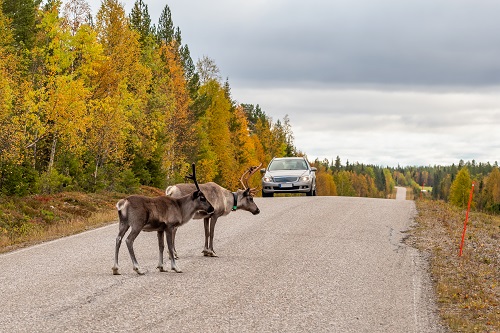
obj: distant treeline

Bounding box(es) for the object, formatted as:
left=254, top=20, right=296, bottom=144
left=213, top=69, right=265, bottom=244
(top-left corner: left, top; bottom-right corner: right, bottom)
left=0, top=0, right=297, bottom=195
left=392, top=159, right=500, bottom=213
left=313, top=157, right=500, bottom=214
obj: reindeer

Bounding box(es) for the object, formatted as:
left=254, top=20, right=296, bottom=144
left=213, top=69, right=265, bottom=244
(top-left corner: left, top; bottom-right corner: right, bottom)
left=166, top=164, right=262, bottom=257
left=112, top=164, right=214, bottom=275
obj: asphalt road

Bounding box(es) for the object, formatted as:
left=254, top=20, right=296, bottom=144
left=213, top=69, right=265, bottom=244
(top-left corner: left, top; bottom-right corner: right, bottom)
left=0, top=188, right=446, bottom=333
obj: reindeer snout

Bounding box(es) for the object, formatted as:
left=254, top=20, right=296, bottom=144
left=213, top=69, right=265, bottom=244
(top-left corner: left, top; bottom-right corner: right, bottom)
left=207, top=205, right=215, bottom=214
left=252, top=208, right=260, bottom=215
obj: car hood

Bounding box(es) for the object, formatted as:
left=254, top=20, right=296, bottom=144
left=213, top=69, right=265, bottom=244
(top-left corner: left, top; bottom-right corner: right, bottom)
left=266, top=170, right=310, bottom=177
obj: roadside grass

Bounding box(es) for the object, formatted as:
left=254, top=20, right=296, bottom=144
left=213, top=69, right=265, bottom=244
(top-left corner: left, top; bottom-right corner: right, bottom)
left=410, top=199, right=499, bottom=332
left=0, top=186, right=164, bottom=253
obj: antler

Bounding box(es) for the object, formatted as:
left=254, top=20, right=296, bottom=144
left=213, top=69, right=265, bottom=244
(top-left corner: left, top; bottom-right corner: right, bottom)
left=240, top=163, right=262, bottom=196
left=185, top=163, right=201, bottom=191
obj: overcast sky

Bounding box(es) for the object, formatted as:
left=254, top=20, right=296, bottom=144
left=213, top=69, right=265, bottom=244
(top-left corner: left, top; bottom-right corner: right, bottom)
left=85, top=0, right=500, bottom=166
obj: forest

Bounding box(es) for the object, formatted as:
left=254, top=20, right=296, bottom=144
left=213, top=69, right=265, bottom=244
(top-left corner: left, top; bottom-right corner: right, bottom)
left=0, top=0, right=299, bottom=195
left=312, top=157, right=500, bottom=214
left=1, top=0, right=499, bottom=215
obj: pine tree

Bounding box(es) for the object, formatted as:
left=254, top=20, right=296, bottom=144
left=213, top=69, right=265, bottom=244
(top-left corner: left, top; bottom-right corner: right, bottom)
left=156, top=4, right=174, bottom=45
left=1, top=0, right=39, bottom=50
left=129, top=0, right=153, bottom=46
left=333, top=156, right=341, bottom=172
left=179, top=44, right=199, bottom=97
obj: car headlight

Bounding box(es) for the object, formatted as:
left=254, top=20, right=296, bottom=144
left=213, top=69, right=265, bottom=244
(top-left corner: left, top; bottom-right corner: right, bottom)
left=263, top=176, right=272, bottom=182
left=300, top=175, right=311, bottom=182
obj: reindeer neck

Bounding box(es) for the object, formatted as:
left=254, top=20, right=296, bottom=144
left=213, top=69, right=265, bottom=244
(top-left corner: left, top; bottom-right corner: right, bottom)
left=177, top=195, right=199, bottom=223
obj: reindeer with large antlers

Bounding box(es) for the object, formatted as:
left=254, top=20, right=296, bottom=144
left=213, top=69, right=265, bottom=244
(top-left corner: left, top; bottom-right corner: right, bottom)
left=113, top=164, right=214, bottom=275
left=166, top=163, right=262, bottom=257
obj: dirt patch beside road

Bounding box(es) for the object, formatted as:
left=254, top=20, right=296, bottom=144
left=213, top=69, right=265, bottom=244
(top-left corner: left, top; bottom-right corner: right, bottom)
left=408, top=200, right=499, bottom=332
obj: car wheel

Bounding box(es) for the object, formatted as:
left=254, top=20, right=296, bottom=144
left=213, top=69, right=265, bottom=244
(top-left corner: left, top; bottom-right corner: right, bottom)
left=306, top=188, right=313, bottom=196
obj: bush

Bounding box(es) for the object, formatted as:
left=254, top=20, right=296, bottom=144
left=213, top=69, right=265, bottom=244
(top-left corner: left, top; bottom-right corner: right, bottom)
left=116, top=169, right=141, bottom=193
left=0, top=162, right=38, bottom=196
left=36, top=169, right=72, bottom=194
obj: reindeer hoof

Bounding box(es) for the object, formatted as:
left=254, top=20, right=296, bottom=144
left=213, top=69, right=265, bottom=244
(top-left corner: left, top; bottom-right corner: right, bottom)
left=134, top=267, right=147, bottom=275
left=172, top=267, right=183, bottom=273
left=157, top=265, right=168, bottom=272
left=203, top=250, right=218, bottom=257
left=112, top=267, right=121, bottom=275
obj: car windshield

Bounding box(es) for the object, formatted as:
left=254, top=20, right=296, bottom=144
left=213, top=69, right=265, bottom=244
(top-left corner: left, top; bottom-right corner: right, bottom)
left=269, top=159, right=308, bottom=171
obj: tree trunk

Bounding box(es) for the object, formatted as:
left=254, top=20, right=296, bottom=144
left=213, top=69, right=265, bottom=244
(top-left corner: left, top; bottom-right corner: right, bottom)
left=48, top=135, right=57, bottom=172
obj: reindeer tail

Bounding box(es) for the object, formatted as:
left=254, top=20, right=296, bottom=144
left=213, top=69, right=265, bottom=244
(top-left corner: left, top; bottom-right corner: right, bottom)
left=116, top=199, right=129, bottom=220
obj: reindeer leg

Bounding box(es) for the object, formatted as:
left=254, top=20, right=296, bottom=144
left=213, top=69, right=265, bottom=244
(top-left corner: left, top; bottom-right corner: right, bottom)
left=157, top=230, right=168, bottom=272
left=112, top=221, right=130, bottom=275
left=207, top=216, right=219, bottom=257
left=202, top=217, right=210, bottom=256
left=168, top=227, right=179, bottom=259
left=125, top=227, right=147, bottom=275
left=166, top=225, right=182, bottom=273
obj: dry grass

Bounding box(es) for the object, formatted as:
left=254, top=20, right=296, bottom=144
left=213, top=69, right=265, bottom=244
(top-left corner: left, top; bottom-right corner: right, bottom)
left=0, top=186, right=164, bottom=253
left=409, top=199, right=500, bottom=332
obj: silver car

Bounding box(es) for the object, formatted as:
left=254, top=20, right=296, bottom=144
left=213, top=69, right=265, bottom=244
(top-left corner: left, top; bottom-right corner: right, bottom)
left=261, top=157, right=317, bottom=197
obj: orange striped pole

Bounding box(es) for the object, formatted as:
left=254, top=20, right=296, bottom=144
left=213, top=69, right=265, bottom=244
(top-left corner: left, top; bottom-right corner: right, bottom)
left=459, top=182, right=475, bottom=257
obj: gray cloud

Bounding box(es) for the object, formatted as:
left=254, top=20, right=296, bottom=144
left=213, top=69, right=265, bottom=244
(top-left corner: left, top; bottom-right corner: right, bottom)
left=87, top=0, right=500, bottom=87
left=84, top=0, right=500, bottom=165
left=163, top=0, right=500, bottom=87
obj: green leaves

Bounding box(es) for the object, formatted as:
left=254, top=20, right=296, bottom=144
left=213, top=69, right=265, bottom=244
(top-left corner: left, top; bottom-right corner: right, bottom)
left=0, top=0, right=296, bottom=195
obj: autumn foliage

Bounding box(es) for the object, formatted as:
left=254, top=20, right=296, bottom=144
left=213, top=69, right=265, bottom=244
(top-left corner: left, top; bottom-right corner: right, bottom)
left=0, top=0, right=296, bottom=195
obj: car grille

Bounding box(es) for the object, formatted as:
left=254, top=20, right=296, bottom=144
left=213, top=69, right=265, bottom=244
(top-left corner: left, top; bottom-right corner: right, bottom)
left=273, top=176, right=299, bottom=183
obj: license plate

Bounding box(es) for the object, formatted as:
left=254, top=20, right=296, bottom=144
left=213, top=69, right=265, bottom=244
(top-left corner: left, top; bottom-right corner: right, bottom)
left=280, top=183, right=292, bottom=188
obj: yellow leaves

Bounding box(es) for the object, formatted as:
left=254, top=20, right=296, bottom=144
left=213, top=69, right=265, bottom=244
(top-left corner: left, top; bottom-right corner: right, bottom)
left=316, top=170, right=337, bottom=196
left=72, top=24, right=106, bottom=85
left=485, top=167, right=500, bottom=203
left=85, top=97, right=129, bottom=164
left=196, top=80, right=235, bottom=187
left=35, top=2, right=74, bottom=75
left=450, top=168, right=473, bottom=209
left=0, top=0, right=296, bottom=192
left=46, top=75, right=89, bottom=150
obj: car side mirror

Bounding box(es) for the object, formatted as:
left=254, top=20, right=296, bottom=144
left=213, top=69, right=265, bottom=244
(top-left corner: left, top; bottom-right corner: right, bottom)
left=260, top=168, right=266, bottom=174
left=311, top=167, right=317, bottom=172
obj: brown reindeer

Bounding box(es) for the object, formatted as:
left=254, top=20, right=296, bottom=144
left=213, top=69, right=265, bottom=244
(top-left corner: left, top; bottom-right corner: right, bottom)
left=112, top=164, right=214, bottom=275
left=166, top=164, right=262, bottom=257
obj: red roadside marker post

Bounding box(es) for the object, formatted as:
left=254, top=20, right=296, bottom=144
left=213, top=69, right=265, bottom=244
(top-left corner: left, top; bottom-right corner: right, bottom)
left=459, top=182, right=475, bottom=257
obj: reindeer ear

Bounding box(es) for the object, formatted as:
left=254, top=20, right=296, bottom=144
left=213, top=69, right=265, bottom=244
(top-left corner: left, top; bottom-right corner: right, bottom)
left=243, top=188, right=250, bottom=196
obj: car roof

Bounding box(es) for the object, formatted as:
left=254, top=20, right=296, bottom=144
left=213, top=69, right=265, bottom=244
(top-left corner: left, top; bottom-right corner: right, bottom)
left=272, top=157, right=305, bottom=160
